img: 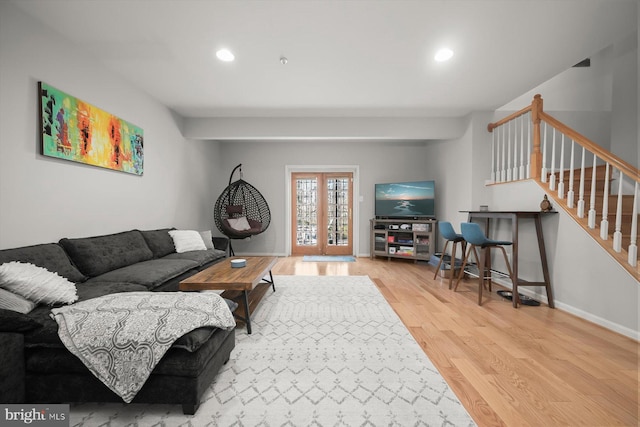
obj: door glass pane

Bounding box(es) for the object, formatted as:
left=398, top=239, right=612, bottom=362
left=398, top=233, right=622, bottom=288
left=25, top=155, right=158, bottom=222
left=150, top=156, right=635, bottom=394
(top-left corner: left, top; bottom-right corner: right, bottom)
left=296, top=178, right=317, bottom=246
left=326, top=177, right=349, bottom=246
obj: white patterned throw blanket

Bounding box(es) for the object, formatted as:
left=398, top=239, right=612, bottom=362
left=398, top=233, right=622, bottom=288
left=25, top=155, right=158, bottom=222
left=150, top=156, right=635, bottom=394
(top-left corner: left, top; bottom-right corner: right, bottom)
left=51, top=292, right=236, bottom=403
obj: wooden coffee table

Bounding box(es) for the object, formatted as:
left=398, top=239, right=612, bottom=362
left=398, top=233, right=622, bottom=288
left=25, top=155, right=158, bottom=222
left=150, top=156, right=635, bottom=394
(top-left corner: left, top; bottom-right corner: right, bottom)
left=179, top=256, right=278, bottom=334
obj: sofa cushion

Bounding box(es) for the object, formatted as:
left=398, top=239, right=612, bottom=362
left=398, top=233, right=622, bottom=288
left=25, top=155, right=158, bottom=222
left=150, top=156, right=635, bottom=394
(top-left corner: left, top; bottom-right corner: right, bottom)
left=162, top=249, right=226, bottom=266
left=26, top=298, right=237, bottom=371
left=0, top=243, right=86, bottom=283
left=171, top=327, right=217, bottom=352
left=139, top=228, right=176, bottom=258
left=0, top=332, right=25, bottom=403
left=26, top=327, right=233, bottom=376
left=76, top=282, right=148, bottom=302
left=0, top=309, right=42, bottom=333
left=156, top=328, right=233, bottom=377
left=22, top=284, right=148, bottom=349
left=23, top=306, right=64, bottom=348
left=85, top=259, right=199, bottom=290
left=172, top=297, right=238, bottom=352
left=59, top=230, right=153, bottom=277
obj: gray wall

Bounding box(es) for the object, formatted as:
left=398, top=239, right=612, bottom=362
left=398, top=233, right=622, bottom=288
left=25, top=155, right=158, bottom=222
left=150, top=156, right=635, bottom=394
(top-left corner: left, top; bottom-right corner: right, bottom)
left=610, top=31, right=638, bottom=165
left=499, top=31, right=638, bottom=167
left=215, top=139, right=433, bottom=256
left=0, top=3, right=223, bottom=248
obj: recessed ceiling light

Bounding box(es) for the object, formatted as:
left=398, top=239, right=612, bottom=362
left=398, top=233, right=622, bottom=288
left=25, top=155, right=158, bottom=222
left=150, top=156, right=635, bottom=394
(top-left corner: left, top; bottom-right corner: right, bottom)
left=434, top=48, right=454, bottom=62
left=216, top=49, right=235, bottom=62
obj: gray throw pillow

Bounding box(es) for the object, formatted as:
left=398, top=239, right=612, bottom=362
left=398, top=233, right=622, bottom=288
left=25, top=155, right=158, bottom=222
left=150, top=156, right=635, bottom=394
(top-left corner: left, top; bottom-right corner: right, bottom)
left=140, top=228, right=176, bottom=258
left=59, top=230, right=153, bottom=277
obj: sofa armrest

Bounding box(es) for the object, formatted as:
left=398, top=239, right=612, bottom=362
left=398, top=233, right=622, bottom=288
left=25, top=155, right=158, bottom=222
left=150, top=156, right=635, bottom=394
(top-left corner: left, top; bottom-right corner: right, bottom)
left=212, top=236, right=230, bottom=255
left=0, top=333, right=25, bottom=403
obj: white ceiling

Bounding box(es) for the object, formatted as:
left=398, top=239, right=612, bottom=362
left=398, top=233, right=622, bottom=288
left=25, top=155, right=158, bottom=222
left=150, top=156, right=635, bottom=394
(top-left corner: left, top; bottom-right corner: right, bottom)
left=11, top=0, right=638, bottom=119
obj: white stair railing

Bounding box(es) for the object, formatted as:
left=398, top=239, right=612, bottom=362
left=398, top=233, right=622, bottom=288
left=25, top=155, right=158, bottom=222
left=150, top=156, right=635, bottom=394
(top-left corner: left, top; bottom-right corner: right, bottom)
left=488, top=95, right=639, bottom=279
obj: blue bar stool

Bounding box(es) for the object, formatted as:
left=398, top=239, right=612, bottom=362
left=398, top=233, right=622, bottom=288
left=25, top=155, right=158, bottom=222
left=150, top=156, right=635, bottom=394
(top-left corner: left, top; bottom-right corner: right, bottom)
left=433, top=221, right=465, bottom=289
left=454, top=222, right=515, bottom=305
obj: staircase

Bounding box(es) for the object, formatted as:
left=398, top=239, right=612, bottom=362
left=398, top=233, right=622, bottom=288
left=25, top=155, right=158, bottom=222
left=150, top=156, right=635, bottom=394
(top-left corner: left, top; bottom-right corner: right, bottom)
left=547, top=165, right=639, bottom=260
left=488, top=95, right=639, bottom=280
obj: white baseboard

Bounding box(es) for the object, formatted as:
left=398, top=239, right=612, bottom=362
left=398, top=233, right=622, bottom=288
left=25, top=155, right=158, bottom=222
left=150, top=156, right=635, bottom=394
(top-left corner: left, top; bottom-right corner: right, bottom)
left=489, top=277, right=639, bottom=341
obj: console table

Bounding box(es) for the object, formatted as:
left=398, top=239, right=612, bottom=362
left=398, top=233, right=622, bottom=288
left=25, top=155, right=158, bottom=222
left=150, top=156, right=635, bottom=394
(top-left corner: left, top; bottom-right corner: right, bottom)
left=463, top=211, right=555, bottom=308
left=370, top=218, right=436, bottom=262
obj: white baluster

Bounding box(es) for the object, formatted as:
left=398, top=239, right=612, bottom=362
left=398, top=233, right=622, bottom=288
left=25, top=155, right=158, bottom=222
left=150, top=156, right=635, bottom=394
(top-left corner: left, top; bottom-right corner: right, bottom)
left=600, top=163, right=610, bottom=240
left=526, top=113, right=531, bottom=178
left=577, top=147, right=586, bottom=218
left=513, top=118, right=522, bottom=181
left=490, top=127, right=496, bottom=183
left=613, top=172, right=624, bottom=252
left=500, top=125, right=507, bottom=182
left=628, top=181, right=638, bottom=267
left=567, top=139, right=575, bottom=209
left=519, top=115, right=525, bottom=179
left=496, top=125, right=502, bottom=182
left=558, top=134, right=565, bottom=199
left=549, top=127, right=556, bottom=191
left=541, top=122, right=548, bottom=183
left=588, top=155, right=597, bottom=228
left=507, top=121, right=512, bottom=182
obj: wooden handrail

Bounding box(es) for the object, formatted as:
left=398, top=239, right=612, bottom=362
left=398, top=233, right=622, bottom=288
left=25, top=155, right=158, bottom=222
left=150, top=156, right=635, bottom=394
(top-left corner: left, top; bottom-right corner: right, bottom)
left=539, top=111, right=639, bottom=183
left=489, top=94, right=639, bottom=184
left=487, top=104, right=533, bottom=132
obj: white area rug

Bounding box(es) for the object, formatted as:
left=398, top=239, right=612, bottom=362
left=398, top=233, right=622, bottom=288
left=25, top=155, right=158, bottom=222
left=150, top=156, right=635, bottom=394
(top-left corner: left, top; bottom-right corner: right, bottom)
left=70, top=275, right=475, bottom=426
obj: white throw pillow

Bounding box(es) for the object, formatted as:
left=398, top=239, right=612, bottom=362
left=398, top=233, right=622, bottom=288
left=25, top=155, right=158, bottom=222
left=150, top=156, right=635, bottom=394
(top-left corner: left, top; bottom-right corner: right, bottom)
left=0, top=261, right=78, bottom=305
left=0, top=287, right=37, bottom=313
left=199, top=230, right=214, bottom=249
left=227, top=216, right=252, bottom=231
left=169, top=230, right=207, bottom=253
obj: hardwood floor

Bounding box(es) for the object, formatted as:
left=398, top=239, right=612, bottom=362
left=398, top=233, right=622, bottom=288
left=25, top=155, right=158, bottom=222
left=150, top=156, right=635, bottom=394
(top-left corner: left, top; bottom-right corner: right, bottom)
left=271, top=256, right=639, bottom=427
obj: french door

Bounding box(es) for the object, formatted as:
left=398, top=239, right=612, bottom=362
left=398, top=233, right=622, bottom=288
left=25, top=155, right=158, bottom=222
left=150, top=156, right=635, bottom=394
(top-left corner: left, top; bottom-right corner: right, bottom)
left=291, top=172, right=353, bottom=256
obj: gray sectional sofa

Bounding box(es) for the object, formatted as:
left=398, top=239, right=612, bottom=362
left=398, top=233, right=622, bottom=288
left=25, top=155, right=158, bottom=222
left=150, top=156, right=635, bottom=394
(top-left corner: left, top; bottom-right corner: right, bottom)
left=0, top=228, right=233, bottom=414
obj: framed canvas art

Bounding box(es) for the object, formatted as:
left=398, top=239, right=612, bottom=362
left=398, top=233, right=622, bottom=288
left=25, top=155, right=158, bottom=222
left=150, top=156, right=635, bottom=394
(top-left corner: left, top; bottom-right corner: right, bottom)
left=39, top=82, right=144, bottom=175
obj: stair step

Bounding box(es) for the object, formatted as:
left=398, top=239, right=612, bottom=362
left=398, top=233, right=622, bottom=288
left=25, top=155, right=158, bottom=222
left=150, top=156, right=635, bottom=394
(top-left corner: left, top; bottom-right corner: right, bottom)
left=565, top=194, right=636, bottom=215
left=536, top=157, right=638, bottom=276
left=547, top=164, right=612, bottom=179
left=547, top=165, right=613, bottom=192
left=543, top=169, right=639, bottom=263
left=573, top=215, right=639, bottom=260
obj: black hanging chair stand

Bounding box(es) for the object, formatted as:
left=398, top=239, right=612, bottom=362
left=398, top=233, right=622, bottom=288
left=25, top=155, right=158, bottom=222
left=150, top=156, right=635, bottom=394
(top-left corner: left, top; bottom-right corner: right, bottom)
left=214, top=164, right=271, bottom=256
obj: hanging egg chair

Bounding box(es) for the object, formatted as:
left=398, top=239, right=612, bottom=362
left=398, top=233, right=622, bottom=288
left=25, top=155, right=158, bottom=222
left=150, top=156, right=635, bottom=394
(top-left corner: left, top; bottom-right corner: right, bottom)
left=214, top=164, right=271, bottom=253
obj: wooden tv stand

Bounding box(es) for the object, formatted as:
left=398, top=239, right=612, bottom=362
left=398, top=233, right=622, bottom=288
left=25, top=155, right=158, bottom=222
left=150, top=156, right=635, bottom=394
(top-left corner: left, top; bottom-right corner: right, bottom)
left=370, top=218, right=436, bottom=262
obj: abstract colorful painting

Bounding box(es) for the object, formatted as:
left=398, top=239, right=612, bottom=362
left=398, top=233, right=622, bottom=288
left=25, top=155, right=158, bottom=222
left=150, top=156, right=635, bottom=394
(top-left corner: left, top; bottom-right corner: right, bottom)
left=39, top=82, right=143, bottom=175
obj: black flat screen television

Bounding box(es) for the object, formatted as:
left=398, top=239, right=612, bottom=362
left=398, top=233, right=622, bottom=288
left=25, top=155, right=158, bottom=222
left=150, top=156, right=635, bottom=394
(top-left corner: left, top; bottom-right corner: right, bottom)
left=375, top=180, right=435, bottom=219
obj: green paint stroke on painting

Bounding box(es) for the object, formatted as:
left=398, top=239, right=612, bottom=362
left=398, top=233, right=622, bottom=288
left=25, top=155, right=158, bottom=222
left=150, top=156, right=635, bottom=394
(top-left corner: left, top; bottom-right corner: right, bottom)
left=39, top=82, right=144, bottom=175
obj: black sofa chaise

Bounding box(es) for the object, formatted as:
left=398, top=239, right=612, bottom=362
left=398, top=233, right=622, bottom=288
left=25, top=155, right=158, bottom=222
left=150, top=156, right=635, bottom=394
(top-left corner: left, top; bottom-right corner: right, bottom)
left=0, top=228, right=234, bottom=415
